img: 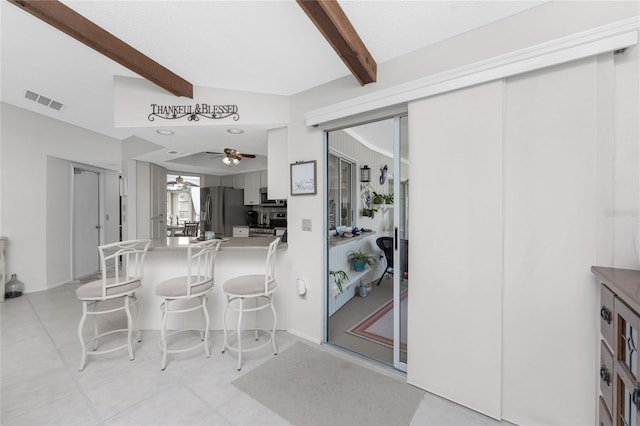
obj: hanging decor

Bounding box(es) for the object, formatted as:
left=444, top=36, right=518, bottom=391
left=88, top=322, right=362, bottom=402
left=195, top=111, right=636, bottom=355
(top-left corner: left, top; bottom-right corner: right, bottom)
left=360, top=165, right=371, bottom=183
left=148, top=103, right=239, bottom=122
left=379, top=164, right=388, bottom=184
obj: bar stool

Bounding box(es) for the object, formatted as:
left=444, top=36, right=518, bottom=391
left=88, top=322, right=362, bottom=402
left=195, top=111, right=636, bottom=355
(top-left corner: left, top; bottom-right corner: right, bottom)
left=75, top=239, right=151, bottom=371
left=155, top=239, right=221, bottom=370
left=221, top=237, right=280, bottom=370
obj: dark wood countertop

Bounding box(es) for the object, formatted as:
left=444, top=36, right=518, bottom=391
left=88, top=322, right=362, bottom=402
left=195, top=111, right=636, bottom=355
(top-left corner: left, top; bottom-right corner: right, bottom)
left=592, top=266, right=640, bottom=312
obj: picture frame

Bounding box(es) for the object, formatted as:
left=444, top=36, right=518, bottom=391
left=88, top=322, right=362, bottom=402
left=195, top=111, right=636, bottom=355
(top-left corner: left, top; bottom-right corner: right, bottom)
left=290, top=160, right=317, bottom=196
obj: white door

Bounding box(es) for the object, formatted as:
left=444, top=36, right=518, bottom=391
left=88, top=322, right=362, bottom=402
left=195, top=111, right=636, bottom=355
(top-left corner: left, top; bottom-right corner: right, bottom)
left=73, top=168, right=100, bottom=278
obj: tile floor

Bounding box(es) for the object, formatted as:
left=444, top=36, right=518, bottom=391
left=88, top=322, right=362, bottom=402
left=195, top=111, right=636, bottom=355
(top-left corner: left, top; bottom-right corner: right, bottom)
left=1, top=283, right=508, bottom=425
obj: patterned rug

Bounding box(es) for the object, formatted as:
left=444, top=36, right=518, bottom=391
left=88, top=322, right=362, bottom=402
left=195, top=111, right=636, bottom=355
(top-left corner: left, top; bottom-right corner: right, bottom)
left=347, top=290, right=408, bottom=350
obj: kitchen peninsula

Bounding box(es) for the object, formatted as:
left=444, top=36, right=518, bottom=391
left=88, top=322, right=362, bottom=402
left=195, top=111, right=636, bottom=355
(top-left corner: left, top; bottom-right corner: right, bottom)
left=135, top=236, right=286, bottom=331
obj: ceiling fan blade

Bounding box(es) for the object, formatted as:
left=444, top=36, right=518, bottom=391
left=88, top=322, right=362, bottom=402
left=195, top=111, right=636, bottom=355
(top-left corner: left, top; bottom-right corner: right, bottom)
left=238, top=153, right=256, bottom=158
left=166, top=181, right=178, bottom=185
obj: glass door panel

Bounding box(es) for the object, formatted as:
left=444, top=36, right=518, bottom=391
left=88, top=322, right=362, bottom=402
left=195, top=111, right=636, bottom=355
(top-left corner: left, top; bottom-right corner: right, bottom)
left=393, top=115, right=409, bottom=370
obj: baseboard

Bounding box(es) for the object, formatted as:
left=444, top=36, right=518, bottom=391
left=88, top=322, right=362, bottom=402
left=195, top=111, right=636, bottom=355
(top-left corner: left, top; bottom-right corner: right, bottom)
left=287, top=328, right=322, bottom=344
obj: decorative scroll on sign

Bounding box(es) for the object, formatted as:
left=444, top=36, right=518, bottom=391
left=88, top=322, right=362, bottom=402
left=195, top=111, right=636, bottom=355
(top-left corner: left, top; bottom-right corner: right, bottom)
left=148, top=103, right=239, bottom=122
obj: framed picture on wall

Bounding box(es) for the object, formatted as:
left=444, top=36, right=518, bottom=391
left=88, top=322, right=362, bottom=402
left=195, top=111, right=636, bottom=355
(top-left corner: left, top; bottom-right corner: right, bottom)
left=290, top=160, right=317, bottom=196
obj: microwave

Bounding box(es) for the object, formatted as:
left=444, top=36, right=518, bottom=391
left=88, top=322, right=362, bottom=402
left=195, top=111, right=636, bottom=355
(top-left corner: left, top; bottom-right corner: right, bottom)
left=260, top=188, right=286, bottom=206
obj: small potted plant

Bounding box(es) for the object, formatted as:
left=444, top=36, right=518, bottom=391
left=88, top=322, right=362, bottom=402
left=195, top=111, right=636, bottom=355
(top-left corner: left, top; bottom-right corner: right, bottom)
left=330, top=270, right=349, bottom=294
left=348, top=250, right=377, bottom=272
left=372, top=191, right=394, bottom=205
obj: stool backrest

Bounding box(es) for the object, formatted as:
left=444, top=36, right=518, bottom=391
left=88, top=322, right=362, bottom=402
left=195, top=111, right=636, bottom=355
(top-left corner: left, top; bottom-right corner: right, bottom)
left=99, top=239, right=151, bottom=300
left=183, top=222, right=199, bottom=236
left=263, top=237, right=280, bottom=294
left=186, top=239, right=221, bottom=297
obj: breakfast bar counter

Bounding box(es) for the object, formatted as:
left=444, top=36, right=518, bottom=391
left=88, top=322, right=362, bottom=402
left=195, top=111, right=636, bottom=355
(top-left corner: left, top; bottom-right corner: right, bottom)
left=137, top=236, right=286, bottom=330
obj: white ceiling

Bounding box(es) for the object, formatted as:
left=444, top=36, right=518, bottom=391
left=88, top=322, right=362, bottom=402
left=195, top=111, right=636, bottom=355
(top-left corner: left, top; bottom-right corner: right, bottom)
left=0, top=0, right=545, bottom=175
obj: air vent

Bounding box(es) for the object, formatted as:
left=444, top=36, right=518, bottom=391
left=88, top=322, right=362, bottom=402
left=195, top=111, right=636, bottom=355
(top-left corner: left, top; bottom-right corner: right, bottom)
left=24, top=90, right=64, bottom=112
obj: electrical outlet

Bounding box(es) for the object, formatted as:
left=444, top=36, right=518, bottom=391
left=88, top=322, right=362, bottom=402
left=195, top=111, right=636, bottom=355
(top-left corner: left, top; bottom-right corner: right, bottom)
left=302, top=219, right=312, bottom=231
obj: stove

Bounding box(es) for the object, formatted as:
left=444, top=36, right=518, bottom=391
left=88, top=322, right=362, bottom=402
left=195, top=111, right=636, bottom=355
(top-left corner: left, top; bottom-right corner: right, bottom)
left=249, top=225, right=275, bottom=237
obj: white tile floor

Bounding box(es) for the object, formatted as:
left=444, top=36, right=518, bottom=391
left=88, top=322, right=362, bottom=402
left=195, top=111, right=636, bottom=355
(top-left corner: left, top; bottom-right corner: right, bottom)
left=1, top=284, right=509, bottom=425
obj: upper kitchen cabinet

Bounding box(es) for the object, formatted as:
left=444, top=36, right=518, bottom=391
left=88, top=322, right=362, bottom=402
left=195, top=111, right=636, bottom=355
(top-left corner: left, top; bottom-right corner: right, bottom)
left=267, top=127, right=288, bottom=199
left=244, top=171, right=261, bottom=206
left=150, top=163, right=167, bottom=219
left=260, top=170, right=268, bottom=188
left=233, top=174, right=245, bottom=189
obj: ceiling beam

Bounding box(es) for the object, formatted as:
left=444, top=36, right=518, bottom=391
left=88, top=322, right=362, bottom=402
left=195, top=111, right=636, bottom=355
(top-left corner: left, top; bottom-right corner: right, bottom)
left=8, top=0, right=193, bottom=98
left=297, top=0, right=377, bottom=86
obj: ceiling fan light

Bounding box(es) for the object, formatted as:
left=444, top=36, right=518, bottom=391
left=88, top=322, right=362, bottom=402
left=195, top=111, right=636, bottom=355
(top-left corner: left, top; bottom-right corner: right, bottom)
left=232, top=157, right=240, bottom=165
left=222, top=156, right=231, bottom=165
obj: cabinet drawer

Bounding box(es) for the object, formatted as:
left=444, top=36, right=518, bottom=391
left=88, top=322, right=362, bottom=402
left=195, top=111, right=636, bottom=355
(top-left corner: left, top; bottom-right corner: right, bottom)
left=600, top=340, right=614, bottom=413
left=601, top=284, right=615, bottom=349
left=615, top=298, right=640, bottom=382
left=232, top=227, right=249, bottom=238
left=599, top=396, right=612, bottom=426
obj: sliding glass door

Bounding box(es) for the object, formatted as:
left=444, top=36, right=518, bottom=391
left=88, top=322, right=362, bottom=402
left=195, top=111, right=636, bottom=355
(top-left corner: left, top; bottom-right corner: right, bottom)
left=325, top=114, right=409, bottom=371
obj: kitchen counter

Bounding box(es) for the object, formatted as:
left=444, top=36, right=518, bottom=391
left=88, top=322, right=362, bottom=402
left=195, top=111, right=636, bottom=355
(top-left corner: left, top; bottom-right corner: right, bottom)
left=136, top=235, right=287, bottom=330
left=151, top=236, right=284, bottom=251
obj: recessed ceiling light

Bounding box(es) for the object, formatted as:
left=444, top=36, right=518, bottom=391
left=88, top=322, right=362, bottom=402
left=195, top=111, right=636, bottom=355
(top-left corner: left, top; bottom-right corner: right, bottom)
left=227, top=128, right=244, bottom=134
left=156, top=130, right=174, bottom=135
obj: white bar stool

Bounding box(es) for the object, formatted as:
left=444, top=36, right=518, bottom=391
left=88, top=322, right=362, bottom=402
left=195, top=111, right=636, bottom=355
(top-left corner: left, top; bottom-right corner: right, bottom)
left=221, top=237, right=280, bottom=370
left=155, top=239, right=221, bottom=370
left=75, top=239, right=151, bottom=371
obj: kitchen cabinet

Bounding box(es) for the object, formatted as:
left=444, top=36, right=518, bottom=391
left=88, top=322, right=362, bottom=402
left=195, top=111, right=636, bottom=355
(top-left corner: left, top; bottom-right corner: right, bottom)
left=267, top=127, right=288, bottom=199
left=244, top=171, right=260, bottom=206
left=260, top=170, right=268, bottom=188
left=592, top=267, right=640, bottom=426
left=232, top=226, right=249, bottom=238
left=220, top=175, right=233, bottom=188
left=233, top=174, right=245, bottom=189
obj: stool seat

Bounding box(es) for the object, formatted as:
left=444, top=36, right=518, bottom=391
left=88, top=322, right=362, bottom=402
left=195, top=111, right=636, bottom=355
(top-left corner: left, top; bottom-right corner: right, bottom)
left=155, top=276, right=213, bottom=298
left=76, top=278, right=141, bottom=300
left=223, top=274, right=277, bottom=296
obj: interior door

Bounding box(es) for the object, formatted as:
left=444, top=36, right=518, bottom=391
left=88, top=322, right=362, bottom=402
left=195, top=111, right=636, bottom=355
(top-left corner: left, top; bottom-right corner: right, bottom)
left=393, top=115, right=409, bottom=371
left=73, top=167, right=100, bottom=278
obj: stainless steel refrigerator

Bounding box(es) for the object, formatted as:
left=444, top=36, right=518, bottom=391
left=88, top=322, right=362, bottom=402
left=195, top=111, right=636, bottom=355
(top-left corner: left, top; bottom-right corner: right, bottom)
left=200, top=187, right=250, bottom=237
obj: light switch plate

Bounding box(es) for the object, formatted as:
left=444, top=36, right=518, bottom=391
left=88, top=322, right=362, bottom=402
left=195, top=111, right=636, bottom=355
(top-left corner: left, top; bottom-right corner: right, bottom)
left=302, top=218, right=312, bottom=231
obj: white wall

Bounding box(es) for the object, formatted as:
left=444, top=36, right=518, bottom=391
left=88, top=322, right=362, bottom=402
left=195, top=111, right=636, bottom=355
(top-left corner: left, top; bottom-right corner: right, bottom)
left=284, top=1, right=638, bottom=423
left=1, top=103, right=122, bottom=292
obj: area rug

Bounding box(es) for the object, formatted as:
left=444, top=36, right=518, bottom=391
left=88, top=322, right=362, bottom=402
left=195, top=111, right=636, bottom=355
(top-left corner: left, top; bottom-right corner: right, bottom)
left=347, top=291, right=408, bottom=350
left=232, top=342, right=424, bottom=426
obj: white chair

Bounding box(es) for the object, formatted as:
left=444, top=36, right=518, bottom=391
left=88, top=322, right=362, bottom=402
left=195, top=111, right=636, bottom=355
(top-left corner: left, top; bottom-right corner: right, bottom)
left=221, top=237, right=280, bottom=370
left=155, top=239, right=221, bottom=370
left=76, top=239, right=151, bottom=371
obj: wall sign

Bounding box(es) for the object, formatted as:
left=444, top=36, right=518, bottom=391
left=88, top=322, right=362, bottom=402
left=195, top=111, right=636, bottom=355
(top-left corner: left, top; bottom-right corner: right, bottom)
left=148, top=103, right=239, bottom=122
left=290, top=161, right=317, bottom=196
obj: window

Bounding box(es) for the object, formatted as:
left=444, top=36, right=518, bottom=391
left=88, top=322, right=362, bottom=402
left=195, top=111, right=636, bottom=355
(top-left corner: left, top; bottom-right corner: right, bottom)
left=328, top=153, right=354, bottom=230
left=166, top=174, right=200, bottom=226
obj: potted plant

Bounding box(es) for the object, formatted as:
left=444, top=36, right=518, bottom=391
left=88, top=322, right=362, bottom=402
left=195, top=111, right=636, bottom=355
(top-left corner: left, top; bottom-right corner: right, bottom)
left=329, top=270, right=349, bottom=294
left=372, top=191, right=393, bottom=205
left=348, top=250, right=377, bottom=272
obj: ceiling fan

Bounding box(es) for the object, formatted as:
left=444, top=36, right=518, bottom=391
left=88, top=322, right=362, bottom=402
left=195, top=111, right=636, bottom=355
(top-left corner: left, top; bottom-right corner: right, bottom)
left=206, top=148, right=256, bottom=166
left=166, top=176, right=199, bottom=187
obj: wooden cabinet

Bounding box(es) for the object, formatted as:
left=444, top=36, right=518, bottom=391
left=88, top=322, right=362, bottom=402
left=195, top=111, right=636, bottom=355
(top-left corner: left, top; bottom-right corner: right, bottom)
left=244, top=171, right=260, bottom=206
left=592, top=267, right=640, bottom=426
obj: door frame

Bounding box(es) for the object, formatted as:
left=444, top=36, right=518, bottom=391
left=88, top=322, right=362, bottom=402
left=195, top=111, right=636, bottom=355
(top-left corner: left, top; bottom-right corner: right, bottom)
left=70, top=163, right=105, bottom=279
left=323, top=111, right=409, bottom=372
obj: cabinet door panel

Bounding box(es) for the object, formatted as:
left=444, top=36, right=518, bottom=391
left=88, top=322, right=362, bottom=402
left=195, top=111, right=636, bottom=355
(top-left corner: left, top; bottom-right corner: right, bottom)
left=600, top=396, right=613, bottom=426
left=615, top=299, right=640, bottom=382
left=602, top=284, right=615, bottom=350
left=601, top=340, right=615, bottom=415
left=616, top=365, right=640, bottom=426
